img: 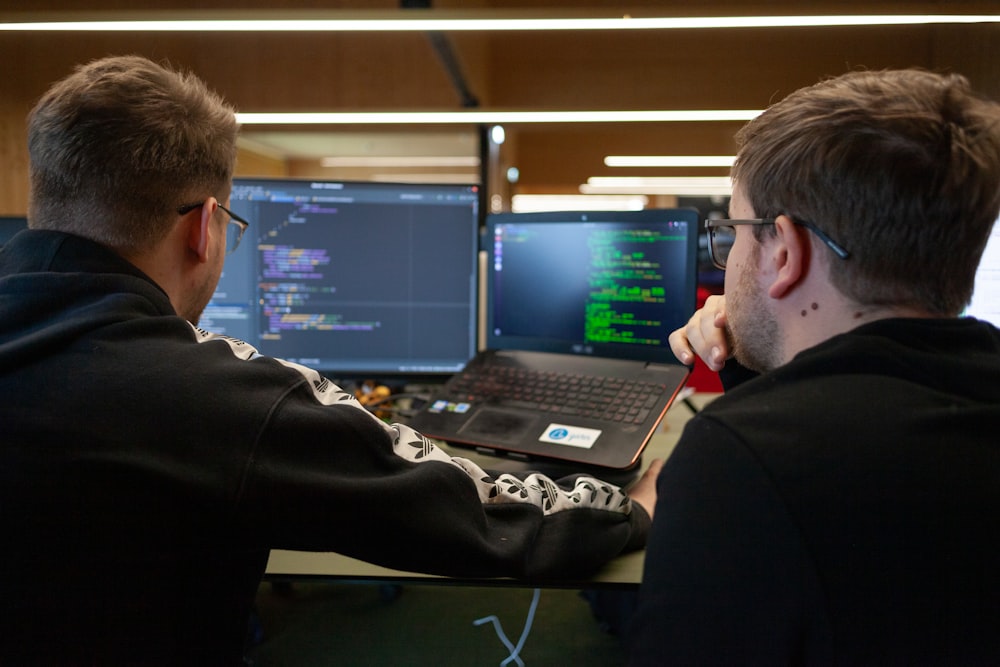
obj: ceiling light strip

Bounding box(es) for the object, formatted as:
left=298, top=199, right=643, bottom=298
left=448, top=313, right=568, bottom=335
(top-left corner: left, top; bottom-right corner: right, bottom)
left=512, top=194, right=650, bottom=213
left=605, top=155, right=736, bottom=167
left=1, top=15, right=997, bottom=32
left=320, top=155, right=481, bottom=167
left=236, top=110, right=763, bottom=125
left=370, top=173, right=480, bottom=183
left=588, top=176, right=733, bottom=186
left=582, top=176, right=733, bottom=196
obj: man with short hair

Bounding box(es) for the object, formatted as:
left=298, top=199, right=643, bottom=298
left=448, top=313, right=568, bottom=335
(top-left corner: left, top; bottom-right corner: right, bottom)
left=630, top=69, right=1000, bottom=664
left=0, top=55, right=659, bottom=665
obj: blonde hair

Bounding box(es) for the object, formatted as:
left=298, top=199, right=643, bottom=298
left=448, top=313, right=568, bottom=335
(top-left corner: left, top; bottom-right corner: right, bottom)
left=28, top=55, right=239, bottom=253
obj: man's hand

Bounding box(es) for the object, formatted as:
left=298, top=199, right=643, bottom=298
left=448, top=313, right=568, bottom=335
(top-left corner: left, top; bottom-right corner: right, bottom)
left=668, top=294, right=731, bottom=372
left=628, top=458, right=663, bottom=520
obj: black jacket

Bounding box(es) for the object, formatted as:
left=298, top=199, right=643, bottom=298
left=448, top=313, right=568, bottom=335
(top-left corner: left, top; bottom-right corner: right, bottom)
left=631, top=316, right=1000, bottom=665
left=0, top=230, right=649, bottom=665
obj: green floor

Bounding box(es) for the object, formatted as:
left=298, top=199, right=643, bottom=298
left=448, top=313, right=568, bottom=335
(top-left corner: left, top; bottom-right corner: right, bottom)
left=246, top=581, right=629, bottom=666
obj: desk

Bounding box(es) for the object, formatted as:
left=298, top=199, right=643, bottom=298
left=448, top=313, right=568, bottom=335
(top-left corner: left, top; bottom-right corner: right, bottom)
left=264, top=393, right=718, bottom=588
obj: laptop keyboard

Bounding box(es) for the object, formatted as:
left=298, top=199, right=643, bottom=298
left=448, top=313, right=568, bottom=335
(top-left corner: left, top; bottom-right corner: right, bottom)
left=445, top=365, right=667, bottom=425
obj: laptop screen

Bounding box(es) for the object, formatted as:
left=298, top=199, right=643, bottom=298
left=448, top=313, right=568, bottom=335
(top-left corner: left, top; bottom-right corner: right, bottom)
left=485, top=209, right=699, bottom=364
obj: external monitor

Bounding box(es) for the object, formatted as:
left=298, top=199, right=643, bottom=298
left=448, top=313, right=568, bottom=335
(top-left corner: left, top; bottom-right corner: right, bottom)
left=204, top=178, right=481, bottom=378
left=966, top=216, right=1000, bottom=327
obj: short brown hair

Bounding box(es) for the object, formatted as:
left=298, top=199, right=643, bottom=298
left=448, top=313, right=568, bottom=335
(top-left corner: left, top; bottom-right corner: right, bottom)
left=27, top=55, right=239, bottom=253
left=732, top=69, right=1000, bottom=316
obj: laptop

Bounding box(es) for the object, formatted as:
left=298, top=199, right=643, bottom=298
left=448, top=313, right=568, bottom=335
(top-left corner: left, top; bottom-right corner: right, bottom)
left=407, top=208, right=699, bottom=470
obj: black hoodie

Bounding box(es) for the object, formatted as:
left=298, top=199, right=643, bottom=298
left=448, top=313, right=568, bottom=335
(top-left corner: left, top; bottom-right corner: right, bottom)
left=631, top=312, right=1000, bottom=664
left=0, top=230, right=649, bottom=665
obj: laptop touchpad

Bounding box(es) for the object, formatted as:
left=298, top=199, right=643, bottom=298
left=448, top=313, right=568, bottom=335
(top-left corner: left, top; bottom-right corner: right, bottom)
left=459, top=408, right=537, bottom=444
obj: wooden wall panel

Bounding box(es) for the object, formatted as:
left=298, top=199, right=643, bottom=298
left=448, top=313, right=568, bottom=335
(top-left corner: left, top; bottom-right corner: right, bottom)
left=504, top=123, right=744, bottom=195
left=491, top=23, right=1000, bottom=194
left=235, top=147, right=288, bottom=179
left=0, top=6, right=997, bottom=214
left=0, top=101, right=31, bottom=215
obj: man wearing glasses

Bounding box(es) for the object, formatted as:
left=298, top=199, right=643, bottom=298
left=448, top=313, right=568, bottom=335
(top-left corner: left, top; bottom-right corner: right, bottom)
left=0, top=56, right=660, bottom=664
left=629, top=69, right=1000, bottom=664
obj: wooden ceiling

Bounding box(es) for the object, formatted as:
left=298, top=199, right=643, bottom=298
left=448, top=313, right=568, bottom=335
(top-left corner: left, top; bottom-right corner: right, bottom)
left=1, top=1, right=998, bottom=214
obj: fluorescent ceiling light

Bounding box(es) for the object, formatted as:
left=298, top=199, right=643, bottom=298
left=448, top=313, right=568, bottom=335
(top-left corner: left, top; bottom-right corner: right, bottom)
left=511, top=194, right=649, bottom=213
left=605, top=155, right=736, bottom=168
left=237, top=110, right=762, bottom=125
left=1, top=14, right=997, bottom=32
left=582, top=176, right=733, bottom=196
left=321, top=155, right=480, bottom=167
left=370, top=173, right=480, bottom=184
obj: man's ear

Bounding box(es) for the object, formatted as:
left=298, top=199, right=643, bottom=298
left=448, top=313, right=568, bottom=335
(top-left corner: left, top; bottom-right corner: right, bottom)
left=186, top=198, right=216, bottom=263
left=767, top=214, right=808, bottom=299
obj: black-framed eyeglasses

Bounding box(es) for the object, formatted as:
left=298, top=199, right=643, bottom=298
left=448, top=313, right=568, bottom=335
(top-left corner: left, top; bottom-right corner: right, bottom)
left=177, top=201, right=250, bottom=255
left=705, top=217, right=850, bottom=270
